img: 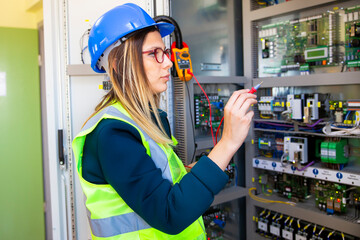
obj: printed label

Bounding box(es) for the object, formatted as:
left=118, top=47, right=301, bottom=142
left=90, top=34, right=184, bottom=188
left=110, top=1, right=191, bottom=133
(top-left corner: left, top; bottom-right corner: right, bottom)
left=258, top=221, right=268, bottom=232
left=283, top=230, right=293, bottom=240
left=270, top=225, right=281, bottom=236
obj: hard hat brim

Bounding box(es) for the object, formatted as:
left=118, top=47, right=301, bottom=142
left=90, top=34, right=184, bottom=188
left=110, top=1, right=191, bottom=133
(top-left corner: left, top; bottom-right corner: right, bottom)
left=155, top=22, right=175, bottom=38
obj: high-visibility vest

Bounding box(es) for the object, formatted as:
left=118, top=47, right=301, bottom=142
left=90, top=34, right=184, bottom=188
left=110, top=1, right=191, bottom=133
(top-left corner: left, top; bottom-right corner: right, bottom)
left=72, top=102, right=206, bottom=240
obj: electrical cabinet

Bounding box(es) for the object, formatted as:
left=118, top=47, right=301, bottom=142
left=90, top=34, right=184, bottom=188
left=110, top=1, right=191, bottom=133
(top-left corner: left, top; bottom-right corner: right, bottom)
left=244, top=0, right=360, bottom=239
left=172, top=0, right=360, bottom=239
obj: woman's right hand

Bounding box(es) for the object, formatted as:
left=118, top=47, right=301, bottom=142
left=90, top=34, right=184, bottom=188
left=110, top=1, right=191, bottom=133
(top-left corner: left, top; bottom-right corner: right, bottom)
left=208, top=89, right=257, bottom=171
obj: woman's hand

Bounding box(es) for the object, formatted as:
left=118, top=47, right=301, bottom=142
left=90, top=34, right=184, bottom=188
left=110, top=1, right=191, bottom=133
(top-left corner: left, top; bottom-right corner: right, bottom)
left=208, top=89, right=257, bottom=170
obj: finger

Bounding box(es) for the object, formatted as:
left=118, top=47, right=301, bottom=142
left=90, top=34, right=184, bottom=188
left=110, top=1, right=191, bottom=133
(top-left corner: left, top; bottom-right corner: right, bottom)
left=236, top=98, right=258, bottom=118
left=225, top=89, right=250, bottom=108
left=232, top=93, right=257, bottom=112
left=243, top=110, right=255, bottom=123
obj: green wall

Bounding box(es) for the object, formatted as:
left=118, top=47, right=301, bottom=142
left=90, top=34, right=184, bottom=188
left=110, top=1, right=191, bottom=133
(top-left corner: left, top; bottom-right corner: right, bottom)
left=0, top=27, right=45, bottom=240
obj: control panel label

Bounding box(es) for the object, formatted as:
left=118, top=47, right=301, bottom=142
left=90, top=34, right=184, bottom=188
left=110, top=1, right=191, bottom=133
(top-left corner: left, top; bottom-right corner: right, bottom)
left=253, top=158, right=360, bottom=186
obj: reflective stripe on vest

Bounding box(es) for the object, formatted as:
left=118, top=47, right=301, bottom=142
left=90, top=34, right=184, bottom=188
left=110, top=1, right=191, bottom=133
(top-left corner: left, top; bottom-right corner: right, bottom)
left=90, top=211, right=151, bottom=237
left=82, top=105, right=173, bottom=184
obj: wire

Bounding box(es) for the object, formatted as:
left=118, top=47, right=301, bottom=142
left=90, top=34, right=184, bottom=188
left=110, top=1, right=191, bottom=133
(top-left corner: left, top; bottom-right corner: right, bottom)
left=260, top=113, right=272, bottom=119
left=289, top=217, right=294, bottom=227
left=80, top=28, right=90, bottom=64
left=281, top=110, right=292, bottom=120
left=81, top=46, right=88, bottom=64
left=303, top=223, right=311, bottom=231
left=313, top=224, right=317, bottom=236
left=322, top=123, right=360, bottom=136
left=272, top=212, right=278, bottom=221
left=265, top=210, right=271, bottom=219
left=215, top=116, right=224, bottom=144
left=345, top=111, right=351, bottom=121
left=276, top=214, right=283, bottom=223
left=297, top=219, right=301, bottom=230
left=248, top=187, right=296, bottom=206
left=259, top=209, right=266, bottom=217
left=284, top=216, right=291, bottom=225
left=261, top=184, right=273, bottom=196
left=306, top=118, right=324, bottom=128
left=327, top=230, right=335, bottom=239
left=296, top=161, right=315, bottom=171
left=191, top=73, right=216, bottom=146
left=281, top=152, right=289, bottom=167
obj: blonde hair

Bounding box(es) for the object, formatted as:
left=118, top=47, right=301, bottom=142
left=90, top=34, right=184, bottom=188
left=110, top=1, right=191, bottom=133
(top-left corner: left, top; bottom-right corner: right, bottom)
left=84, top=27, right=173, bottom=146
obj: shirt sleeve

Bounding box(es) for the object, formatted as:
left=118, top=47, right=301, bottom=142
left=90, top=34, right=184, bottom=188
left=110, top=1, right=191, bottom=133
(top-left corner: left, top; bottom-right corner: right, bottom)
left=95, top=120, right=229, bottom=235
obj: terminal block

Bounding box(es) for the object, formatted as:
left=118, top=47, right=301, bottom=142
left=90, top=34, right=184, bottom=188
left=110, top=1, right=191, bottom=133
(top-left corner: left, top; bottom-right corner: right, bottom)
left=258, top=96, right=275, bottom=116
left=320, top=139, right=349, bottom=169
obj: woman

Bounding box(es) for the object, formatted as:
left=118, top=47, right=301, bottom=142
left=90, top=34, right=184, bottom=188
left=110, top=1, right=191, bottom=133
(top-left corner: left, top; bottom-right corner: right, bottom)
left=72, top=3, right=257, bottom=240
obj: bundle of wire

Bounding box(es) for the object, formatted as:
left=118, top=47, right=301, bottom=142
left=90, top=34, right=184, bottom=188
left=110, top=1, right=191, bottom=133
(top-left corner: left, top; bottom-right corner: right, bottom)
left=248, top=187, right=296, bottom=206
left=255, top=121, right=323, bottom=133
left=322, top=114, right=360, bottom=136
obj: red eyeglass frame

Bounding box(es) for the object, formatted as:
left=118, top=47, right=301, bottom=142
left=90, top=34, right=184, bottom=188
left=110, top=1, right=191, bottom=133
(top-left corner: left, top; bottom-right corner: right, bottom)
left=142, top=48, right=171, bottom=63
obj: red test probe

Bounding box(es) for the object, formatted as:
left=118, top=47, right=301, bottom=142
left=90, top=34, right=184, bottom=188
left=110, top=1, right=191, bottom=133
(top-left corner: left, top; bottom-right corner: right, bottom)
left=248, top=81, right=263, bottom=94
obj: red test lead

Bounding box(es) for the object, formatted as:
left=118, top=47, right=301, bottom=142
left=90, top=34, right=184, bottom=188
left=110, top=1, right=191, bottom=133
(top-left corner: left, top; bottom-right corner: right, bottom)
left=248, top=81, right=263, bottom=94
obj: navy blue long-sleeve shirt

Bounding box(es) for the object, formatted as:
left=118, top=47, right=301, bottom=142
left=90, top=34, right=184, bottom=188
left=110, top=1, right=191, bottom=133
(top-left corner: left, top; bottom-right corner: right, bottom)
left=82, top=111, right=229, bottom=234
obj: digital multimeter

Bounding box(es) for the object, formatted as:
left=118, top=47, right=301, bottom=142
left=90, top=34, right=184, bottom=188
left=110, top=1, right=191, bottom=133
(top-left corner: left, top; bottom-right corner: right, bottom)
left=171, top=42, right=193, bottom=81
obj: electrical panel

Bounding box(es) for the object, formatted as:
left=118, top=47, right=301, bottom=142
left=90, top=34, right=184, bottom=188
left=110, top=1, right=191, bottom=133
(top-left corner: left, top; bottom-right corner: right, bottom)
left=174, top=0, right=360, bottom=239
left=251, top=0, right=292, bottom=11
left=248, top=1, right=360, bottom=239
left=256, top=4, right=360, bottom=78
left=193, top=83, right=240, bottom=139
left=251, top=87, right=360, bottom=238
left=255, top=207, right=358, bottom=240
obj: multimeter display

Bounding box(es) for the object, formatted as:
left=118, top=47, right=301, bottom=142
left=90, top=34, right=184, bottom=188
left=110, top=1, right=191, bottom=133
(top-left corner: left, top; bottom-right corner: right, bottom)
left=175, top=52, right=191, bottom=69
left=179, top=64, right=190, bottom=69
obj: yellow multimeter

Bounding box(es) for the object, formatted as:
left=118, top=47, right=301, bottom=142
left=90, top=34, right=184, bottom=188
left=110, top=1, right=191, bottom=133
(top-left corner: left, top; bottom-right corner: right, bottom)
left=171, top=42, right=193, bottom=81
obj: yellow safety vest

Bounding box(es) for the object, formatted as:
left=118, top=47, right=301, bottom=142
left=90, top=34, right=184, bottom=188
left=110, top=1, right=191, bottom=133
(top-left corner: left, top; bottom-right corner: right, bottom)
left=72, top=102, right=206, bottom=239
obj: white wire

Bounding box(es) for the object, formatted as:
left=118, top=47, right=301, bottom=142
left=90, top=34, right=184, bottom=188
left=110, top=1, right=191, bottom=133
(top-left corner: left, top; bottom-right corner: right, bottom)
left=275, top=214, right=283, bottom=222
left=281, top=152, right=289, bottom=167
left=322, top=117, right=360, bottom=136
left=327, top=230, right=335, bottom=238
left=322, top=125, right=360, bottom=136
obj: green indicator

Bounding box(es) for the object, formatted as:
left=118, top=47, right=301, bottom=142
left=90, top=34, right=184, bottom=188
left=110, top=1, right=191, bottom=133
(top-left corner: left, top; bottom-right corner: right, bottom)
left=307, top=49, right=325, bottom=58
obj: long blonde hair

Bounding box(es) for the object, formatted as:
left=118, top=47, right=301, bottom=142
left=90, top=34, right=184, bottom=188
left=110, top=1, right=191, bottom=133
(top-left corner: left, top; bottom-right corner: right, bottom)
left=84, top=27, right=173, bottom=146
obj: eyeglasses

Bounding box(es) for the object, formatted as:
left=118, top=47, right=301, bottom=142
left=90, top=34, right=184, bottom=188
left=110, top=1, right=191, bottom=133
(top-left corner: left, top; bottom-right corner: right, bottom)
left=142, top=48, right=171, bottom=63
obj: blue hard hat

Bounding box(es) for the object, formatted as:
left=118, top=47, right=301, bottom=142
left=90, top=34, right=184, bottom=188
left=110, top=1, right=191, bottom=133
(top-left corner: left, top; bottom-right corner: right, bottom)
left=88, top=3, right=175, bottom=73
